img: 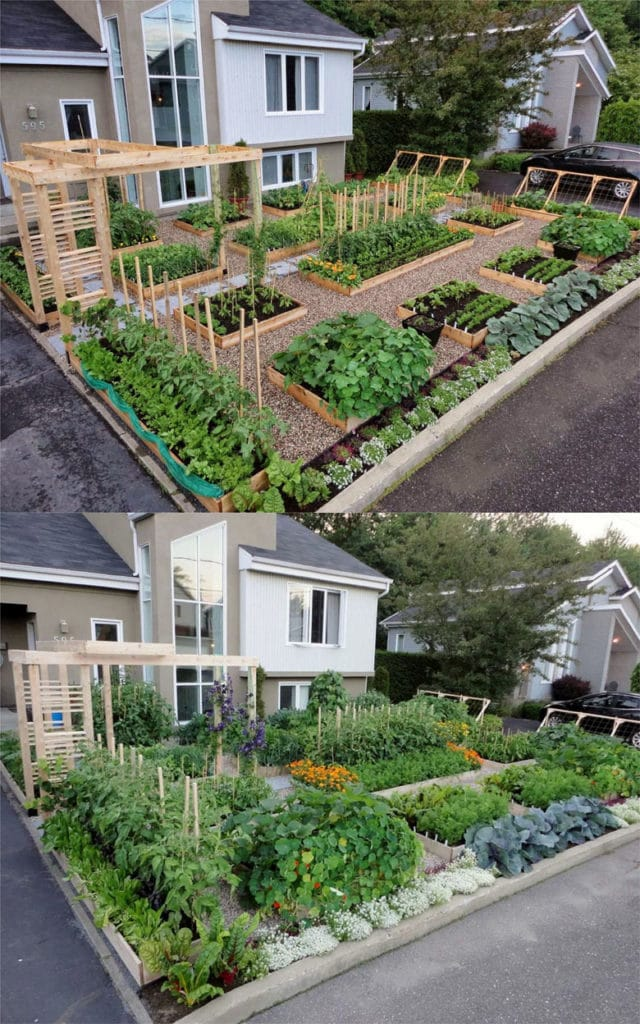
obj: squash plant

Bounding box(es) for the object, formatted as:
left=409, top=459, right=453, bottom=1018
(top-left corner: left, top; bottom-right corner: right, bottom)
left=271, top=311, right=436, bottom=419
left=540, top=208, right=630, bottom=258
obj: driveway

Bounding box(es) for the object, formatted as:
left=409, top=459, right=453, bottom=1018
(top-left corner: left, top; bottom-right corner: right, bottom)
left=0, top=305, right=176, bottom=511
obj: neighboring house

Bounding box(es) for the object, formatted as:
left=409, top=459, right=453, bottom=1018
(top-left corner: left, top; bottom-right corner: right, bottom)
left=0, top=513, right=390, bottom=718
left=353, top=5, right=614, bottom=152
left=0, top=0, right=365, bottom=211
left=380, top=561, right=640, bottom=698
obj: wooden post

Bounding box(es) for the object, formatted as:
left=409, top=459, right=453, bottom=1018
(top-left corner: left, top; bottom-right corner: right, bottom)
left=209, top=158, right=222, bottom=222
left=177, top=281, right=188, bottom=354
left=336, top=706, right=342, bottom=733
left=12, top=664, right=34, bottom=802
left=87, top=177, right=114, bottom=299
left=253, top=318, right=263, bottom=410
left=118, top=742, right=124, bottom=765
left=79, top=664, right=94, bottom=744
left=319, top=192, right=324, bottom=237
left=384, top=182, right=389, bottom=221
left=317, top=705, right=322, bottom=751
left=375, top=182, right=380, bottom=223
left=130, top=746, right=136, bottom=774
left=183, top=774, right=191, bottom=832
left=193, top=292, right=202, bottom=352
left=163, top=271, right=172, bottom=341
left=158, top=766, right=165, bottom=815
left=248, top=154, right=263, bottom=233
left=239, top=308, right=246, bottom=390
left=102, top=667, right=115, bottom=756
left=192, top=779, right=200, bottom=847
left=148, top=265, right=158, bottom=327
left=352, top=192, right=357, bottom=232
left=247, top=664, right=257, bottom=723
left=204, top=295, right=218, bottom=369
left=117, top=252, right=130, bottom=312
left=134, top=256, right=145, bottom=322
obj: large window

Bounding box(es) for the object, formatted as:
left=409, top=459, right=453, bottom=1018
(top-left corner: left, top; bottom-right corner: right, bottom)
left=265, top=52, right=320, bottom=112
left=172, top=523, right=225, bottom=720
left=288, top=586, right=343, bottom=646
left=262, top=148, right=315, bottom=189
left=142, top=0, right=207, bottom=204
left=279, top=682, right=311, bottom=711
left=139, top=545, right=153, bottom=682
left=105, top=17, right=137, bottom=202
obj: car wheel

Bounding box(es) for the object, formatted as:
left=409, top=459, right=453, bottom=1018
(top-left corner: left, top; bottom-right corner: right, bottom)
left=630, top=728, right=640, bottom=750
left=529, top=167, right=550, bottom=186
left=613, top=180, right=633, bottom=200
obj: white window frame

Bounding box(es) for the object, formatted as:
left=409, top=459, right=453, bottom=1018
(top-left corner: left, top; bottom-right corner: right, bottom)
left=60, top=99, right=97, bottom=141
left=395, top=632, right=405, bottom=652
left=278, top=681, right=311, bottom=711
left=262, top=147, right=317, bottom=190
left=362, top=84, right=371, bottom=111
left=264, top=50, right=322, bottom=115
left=139, top=544, right=154, bottom=683
left=90, top=617, right=124, bottom=684
left=286, top=584, right=344, bottom=647
left=104, top=15, right=137, bottom=203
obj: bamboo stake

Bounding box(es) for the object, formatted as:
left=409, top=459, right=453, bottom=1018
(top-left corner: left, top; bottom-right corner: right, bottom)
left=118, top=742, right=124, bottom=765
left=375, top=182, right=380, bottom=222
left=130, top=746, right=137, bottom=775
left=352, top=192, right=357, bottom=232
left=204, top=295, right=218, bottom=369
left=138, top=753, right=143, bottom=772
left=158, top=765, right=165, bottom=816
left=193, top=292, right=202, bottom=352
left=384, top=182, right=389, bottom=221
left=147, top=265, right=158, bottom=327
left=183, top=774, right=191, bottom=832
left=163, top=271, right=172, bottom=341
left=239, top=307, right=245, bottom=418
left=134, top=256, right=144, bottom=322
left=413, top=176, right=418, bottom=214
left=317, top=705, right=322, bottom=751
left=192, top=779, right=200, bottom=847
left=97, top=733, right=103, bottom=748
left=177, top=281, right=188, bottom=354
left=336, top=706, right=342, bottom=734
left=253, top=318, right=262, bottom=410
left=117, top=252, right=130, bottom=312
left=319, top=192, right=323, bottom=237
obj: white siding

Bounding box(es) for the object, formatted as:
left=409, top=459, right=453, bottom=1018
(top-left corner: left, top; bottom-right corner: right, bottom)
left=353, top=78, right=395, bottom=111
left=240, top=570, right=380, bottom=674
left=216, top=41, right=354, bottom=145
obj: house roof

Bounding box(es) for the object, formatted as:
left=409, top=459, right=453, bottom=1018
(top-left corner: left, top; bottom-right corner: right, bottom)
left=0, top=514, right=135, bottom=580
left=240, top=515, right=390, bottom=586
left=0, top=1, right=101, bottom=52
left=215, top=0, right=364, bottom=45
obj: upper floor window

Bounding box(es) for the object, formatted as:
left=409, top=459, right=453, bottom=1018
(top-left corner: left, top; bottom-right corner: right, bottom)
left=288, top=586, right=343, bottom=645
left=265, top=52, right=320, bottom=113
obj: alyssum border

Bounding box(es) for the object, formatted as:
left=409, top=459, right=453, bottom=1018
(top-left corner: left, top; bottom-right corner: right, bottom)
left=319, top=276, right=640, bottom=511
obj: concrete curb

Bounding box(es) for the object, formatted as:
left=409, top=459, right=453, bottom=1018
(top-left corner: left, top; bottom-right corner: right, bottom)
left=2, top=757, right=638, bottom=1024
left=319, top=277, right=640, bottom=511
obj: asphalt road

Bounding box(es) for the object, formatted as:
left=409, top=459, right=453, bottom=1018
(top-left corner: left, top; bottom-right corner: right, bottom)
left=250, top=838, right=640, bottom=1024
left=0, top=304, right=175, bottom=511
left=377, top=297, right=640, bottom=511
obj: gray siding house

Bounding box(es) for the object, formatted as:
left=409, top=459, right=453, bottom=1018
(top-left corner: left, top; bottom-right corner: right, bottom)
left=380, top=561, right=640, bottom=699
left=0, top=514, right=390, bottom=718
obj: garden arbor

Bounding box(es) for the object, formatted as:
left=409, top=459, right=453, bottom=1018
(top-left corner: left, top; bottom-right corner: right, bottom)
left=9, top=640, right=259, bottom=803
left=2, top=138, right=263, bottom=330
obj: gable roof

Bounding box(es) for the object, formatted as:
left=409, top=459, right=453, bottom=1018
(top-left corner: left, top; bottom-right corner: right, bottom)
left=214, top=0, right=365, bottom=51
left=240, top=515, right=390, bottom=588
left=0, top=513, right=137, bottom=587
left=0, top=1, right=101, bottom=53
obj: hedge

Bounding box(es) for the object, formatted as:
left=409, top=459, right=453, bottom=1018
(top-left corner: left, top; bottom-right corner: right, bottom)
left=374, top=650, right=434, bottom=703
left=354, top=110, right=487, bottom=173
left=597, top=100, right=640, bottom=146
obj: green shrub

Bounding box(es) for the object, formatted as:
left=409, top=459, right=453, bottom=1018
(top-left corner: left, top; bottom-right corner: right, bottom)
left=0, top=731, right=24, bottom=789
left=92, top=678, right=175, bottom=747
left=374, top=650, right=432, bottom=702
left=176, top=713, right=210, bottom=746
left=486, top=765, right=593, bottom=808
left=630, top=663, right=640, bottom=694
left=540, top=210, right=630, bottom=259
left=551, top=674, right=590, bottom=701
left=307, top=671, right=349, bottom=714
left=228, top=139, right=249, bottom=199
left=371, top=664, right=390, bottom=698
left=351, top=690, right=391, bottom=710
left=597, top=99, right=640, bottom=146
left=351, top=747, right=476, bottom=791
left=390, top=785, right=510, bottom=845
left=467, top=724, right=538, bottom=762
left=518, top=121, right=557, bottom=148
left=491, top=152, right=532, bottom=172
left=226, top=786, right=422, bottom=915
left=510, top=700, right=547, bottom=720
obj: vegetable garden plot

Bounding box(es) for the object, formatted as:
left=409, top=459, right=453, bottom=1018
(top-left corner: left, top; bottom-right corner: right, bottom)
left=479, top=247, right=578, bottom=295
left=397, top=281, right=516, bottom=349
left=447, top=207, right=522, bottom=237
left=514, top=166, right=638, bottom=218
left=174, top=284, right=308, bottom=350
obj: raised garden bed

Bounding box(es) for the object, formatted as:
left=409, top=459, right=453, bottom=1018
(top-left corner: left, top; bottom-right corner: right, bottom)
left=173, top=217, right=250, bottom=237
left=113, top=243, right=223, bottom=300
left=227, top=238, right=320, bottom=263
left=536, top=239, right=603, bottom=264
left=111, top=238, right=163, bottom=259
left=261, top=185, right=307, bottom=217
left=175, top=285, right=307, bottom=349
left=172, top=199, right=251, bottom=237
left=0, top=279, right=58, bottom=327
left=398, top=281, right=516, bottom=349
left=0, top=245, right=59, bottom=327
left=267, top=366, right=366, bottom=433
left=447, top=208, right=522, bottom=236
left=479, top=247, right=577, bottom=295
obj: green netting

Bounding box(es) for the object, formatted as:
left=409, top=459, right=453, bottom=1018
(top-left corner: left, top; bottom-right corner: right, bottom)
left=80, top=364, right=224, bottom=499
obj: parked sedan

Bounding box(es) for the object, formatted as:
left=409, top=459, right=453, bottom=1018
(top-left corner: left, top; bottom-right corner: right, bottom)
left=540, top=691, right=640, bottom=747
left=520, top=142, right=640, bottom=200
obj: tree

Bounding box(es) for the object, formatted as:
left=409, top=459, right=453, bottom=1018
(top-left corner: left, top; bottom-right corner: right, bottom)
left=376, top=0, right=566, bottom=154
left=405, top=516, right=584, bottom=703
left=583, top=527, right=640, bottom=588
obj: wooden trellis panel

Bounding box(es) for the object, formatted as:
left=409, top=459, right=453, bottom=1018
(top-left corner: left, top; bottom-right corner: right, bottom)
left=388, top=150, right=470, bottom=189
left=514, top=166, right=637, bottom=218
left=9, top=641, right=259, bottom=805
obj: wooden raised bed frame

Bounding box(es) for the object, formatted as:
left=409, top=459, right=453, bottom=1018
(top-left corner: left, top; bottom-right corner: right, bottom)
left=132, top=266, right=223, bottom=301
left=536, top=239, right=604, bottom=264
left=173, top=217, right=251, bottom=237
left=0, top=280, right=59, bottom=327
left=301, top=237, right=475, bottom=297
left=227, top=238, right=320, bottom=263
left=447, top=217, right=522, bottom=238
left=503, top=204, right=559, bottom=222
left=66, top=343, right=267, bottom=510
left=267, top=365, right=366, bottom=433
left=397, top=287, right=511, bottom=350
left=261, top=203, right=305, bottom=218
left=111, top=238, right=162, bottom=259
left=478, top=265, right=548, bottom=296
left=173, top=295, right=308, bottom=350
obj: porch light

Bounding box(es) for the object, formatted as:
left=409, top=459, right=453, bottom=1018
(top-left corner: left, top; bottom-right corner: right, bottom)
left=612, top=636, right=620, bottom=644
left=575, top=82, right=582, bottom=88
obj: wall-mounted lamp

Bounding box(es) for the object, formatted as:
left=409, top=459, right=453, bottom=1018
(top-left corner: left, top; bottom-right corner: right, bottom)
left=575, top=82, right=582, bottom=89
left=27, top=104, right=38, bottom=119
left=59, top=620, right=69, bottom=635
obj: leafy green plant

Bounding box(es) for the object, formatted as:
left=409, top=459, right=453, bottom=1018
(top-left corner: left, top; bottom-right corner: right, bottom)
left=390, top=785, right=509, bottom=845
left=597, top=253, right=640, bottom=293
left=0, top=246, right=57, bottom=313
left=511, top=191, right=565, bottom=213
left=491, top=152, right=533, bottom=172
left=483, top=765, right=593, bottom=808
left=91, top=677, right=175, bottom=747
left=226, top=787, right=422, bottom=915
left=631, top=663, right=640, bottom=694
left=0, top=731, right=24, bottom=789
left=307, top=671, right=349, bottom=714
left=228, top=139, right=250, bottom=200
left=522, top=257, right=576, bottom=283
left=114, top=243, right=212, bottom=285
left=351, top=746, right=476, bottom=791
left=485, top=245, right=543, bottom=273
left=262, top=184, right=307, bottom=209
left=450, top=207, right=519, bottom=228
left=272, top=311, right=436, bottom=420
left=454, top=293, right=514, bottom=331
left=540, top=210, right=631, bottom=258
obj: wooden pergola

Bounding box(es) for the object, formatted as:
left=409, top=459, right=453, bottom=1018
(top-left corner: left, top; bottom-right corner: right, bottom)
left=2, top=138, right=264, bottom=329
left=10, top=640, right=259, bottom=804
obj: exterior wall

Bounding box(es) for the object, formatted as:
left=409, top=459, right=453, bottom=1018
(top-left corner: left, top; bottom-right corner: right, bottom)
left=215, top=40, right=354, bottom=146
left=0, top=606, right=30, bottom=707
left=260, top=674, right=367, bottom=716
left=239, top=570, right=380, bottom=676
left=353, top=77, right=395, bottom=111
left=537, top=59, right=578, bottom=149
left=83, top=514, right=136, bottom=570
left=385, top=625, right=423, bottom=653
left=0, top=579, right=139, bottom=704
left=0, top=66, right=114, bottom=168
left=607, top=650, right=637, bottom=689
left=55, top=1, right=103, bottom=43
left=567, top=607, right=614, bottom=692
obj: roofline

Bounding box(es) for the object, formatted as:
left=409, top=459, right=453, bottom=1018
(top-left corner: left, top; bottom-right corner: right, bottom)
left=553, top=46, right=611, bottom=98
left=212, top=14, right=366, bottom=55
left=0, top=49, right=109, bottom=67
left=238, top=549, right=391, bottom=592
left=583, top=603, right=640, bottom=648
left=1, top=563, right=139, bottom=591
left=550, top=3, right=615, bottom=71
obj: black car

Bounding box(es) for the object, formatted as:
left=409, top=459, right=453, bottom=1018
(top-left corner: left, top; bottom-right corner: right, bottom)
left=540, top=691, right=640, bottom=747
left=519, top=142, right=640, bottom=201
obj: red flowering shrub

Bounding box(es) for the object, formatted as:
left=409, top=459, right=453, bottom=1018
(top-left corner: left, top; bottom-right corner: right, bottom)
left=519, top=121, right=557, bottom=149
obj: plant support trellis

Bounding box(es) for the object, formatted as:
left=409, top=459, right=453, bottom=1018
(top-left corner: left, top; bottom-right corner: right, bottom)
left=9, top=640, right=259, bottom=805
left=1, top=138, right=264, bottom=330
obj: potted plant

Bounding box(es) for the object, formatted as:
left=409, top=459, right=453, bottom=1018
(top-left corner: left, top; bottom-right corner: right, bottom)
left=228, top=139, right=250, bottom=213
left=402, top=312, right=443, bottom=343
left=552, top=241, right=581, bottom=260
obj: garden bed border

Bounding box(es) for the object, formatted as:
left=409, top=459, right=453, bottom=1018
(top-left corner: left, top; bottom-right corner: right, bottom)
left=175, top=297, right=308, bottom=350
left=320, top=277, right=640, bottom=511
left=447, top=218, right=522, bottom=237
left=227, top=239, right=320, bottom=263
left=266, top=365, right=367, bottom=433
left=0, top=281, right=59, bottom=327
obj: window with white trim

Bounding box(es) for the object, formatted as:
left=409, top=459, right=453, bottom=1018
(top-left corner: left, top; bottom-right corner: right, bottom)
left=105, top=16, right=137, bottom=203
left=396, top=633, right=405, bottom=652
left=265, top=51, right=320, bottom=112
left=172, top=523, right=225, bottom=721
left=139, top=545, right=154, bottom=682
left=61, top=100, right=97, bottom=142
left=262, top=148, right=315, bottom=189
left=288, top=586, right=343, bottom=646
left=279, top=681, right=311, bottom=710
left=142, top=0, right=206, bottom=204
left=90, top=618, right=123, bottom=683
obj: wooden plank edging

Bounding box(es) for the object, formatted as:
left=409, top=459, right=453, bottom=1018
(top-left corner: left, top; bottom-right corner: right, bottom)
left=173, top=299, right=308, bottom=349
left=0, top=281, right=59, bottom=326
left=266, top=365, right=365, bottom=433
left=227, top=239, right=320, bottom=263
left=478, top=265, right=547, bottom=295
left=138, top=266, right=223, bottom=300
left=447, top=218, right=522, bottom=237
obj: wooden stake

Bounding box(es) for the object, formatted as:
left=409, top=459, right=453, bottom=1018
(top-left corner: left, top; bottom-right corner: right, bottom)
left=117, top=252, right=130, bottom=312
left=130, top=746, right=136, bottom=774
left=134, top=256, right=144, bottom=322
left=97, top=733, right=103, bottom=748
left=253, top=318, right=262, bottom=410
left=204, top=295, right=218, bottom=369
left=319, top=192, right=323, bottom=237
left=177, top=281, right=188, bottom=354
left=163, top=271, right=172, bottom=341
left=184, top=774, right=191, bottom=832
left=375, top=182, right=380, bottom=222
left=317, top=705, right=322, bottom=750
left=192, top=779, right=200, bottom=847
left=138, top=753, right=143, bottom=772
left=384, top=182, right=389, bottom=221
left=118, top=742, right=124, bottom=765
left=102, top=667, right=115, bottom=756
left=239, top=308, right=246, bottom=390
left=157, top=765, right=165, bottom=814
left=193, top=292, right=202, bottom=352
left=148, top=265, right=158, bottom=328
left=336, top=706, right=342, bottom=734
